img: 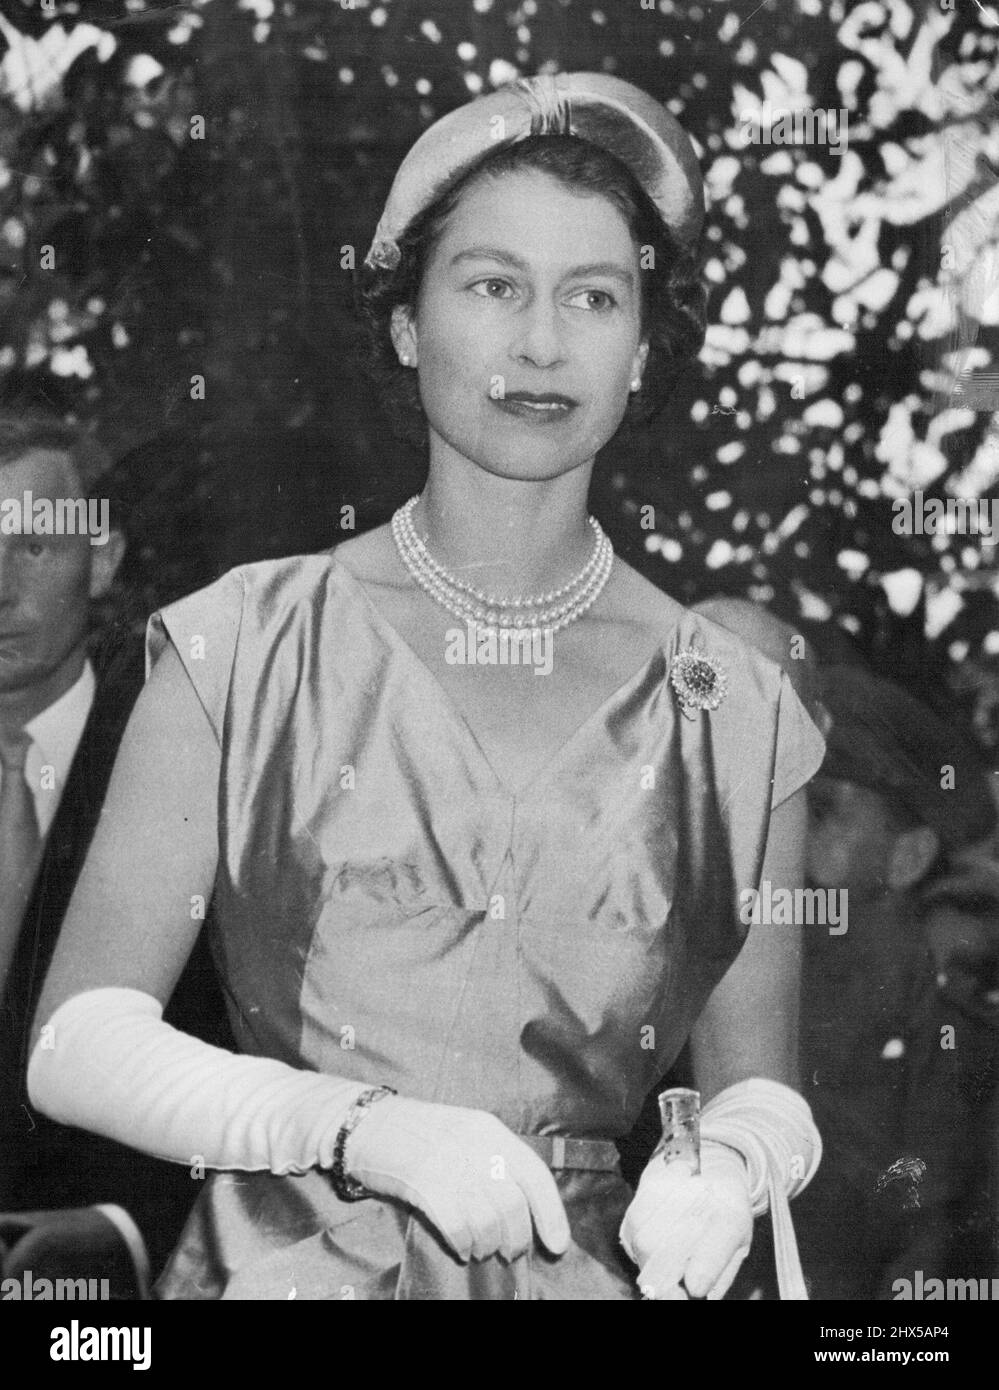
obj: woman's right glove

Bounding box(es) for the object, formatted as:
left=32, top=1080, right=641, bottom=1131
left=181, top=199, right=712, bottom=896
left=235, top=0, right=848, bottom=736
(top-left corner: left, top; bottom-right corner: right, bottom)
left=345, top=1096, right=571, bottom=1264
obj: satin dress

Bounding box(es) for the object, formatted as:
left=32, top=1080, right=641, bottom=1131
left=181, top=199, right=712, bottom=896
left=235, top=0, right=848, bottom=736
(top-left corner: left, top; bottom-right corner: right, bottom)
left=148, top=552, right=825, bottom=1300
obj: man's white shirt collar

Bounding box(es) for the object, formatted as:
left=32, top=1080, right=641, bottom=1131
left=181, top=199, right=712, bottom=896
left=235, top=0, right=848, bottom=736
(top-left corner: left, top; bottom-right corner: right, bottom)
left=19, top=659, right=97, bottom=837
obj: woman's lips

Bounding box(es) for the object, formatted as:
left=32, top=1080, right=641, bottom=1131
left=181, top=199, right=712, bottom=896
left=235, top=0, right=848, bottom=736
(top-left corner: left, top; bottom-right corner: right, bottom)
left=491, top=396, right=577, bottom=424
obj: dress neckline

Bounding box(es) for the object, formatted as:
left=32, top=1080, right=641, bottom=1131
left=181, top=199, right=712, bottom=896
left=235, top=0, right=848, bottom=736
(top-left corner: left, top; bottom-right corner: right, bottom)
left=324, top=550, right=682, bottom=803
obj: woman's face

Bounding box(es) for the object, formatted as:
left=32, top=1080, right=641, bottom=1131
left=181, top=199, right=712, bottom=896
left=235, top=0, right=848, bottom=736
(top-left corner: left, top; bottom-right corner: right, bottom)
left=392, top=168, right=649, bottom=482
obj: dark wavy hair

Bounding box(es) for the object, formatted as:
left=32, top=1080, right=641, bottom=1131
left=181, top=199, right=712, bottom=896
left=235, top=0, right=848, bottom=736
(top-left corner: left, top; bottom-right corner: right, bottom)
left=0, top=409, right=112, bottom=495
left=354, top=133, right=707, bottom=451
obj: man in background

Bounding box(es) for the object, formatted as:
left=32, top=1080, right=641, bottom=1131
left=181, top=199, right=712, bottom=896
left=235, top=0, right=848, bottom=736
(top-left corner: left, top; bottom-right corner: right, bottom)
left=621, top=600, right=998, bottom=1297
left=0, top=410, right=230, bottom=1296
left=796, top=664, right=998, bottom=1298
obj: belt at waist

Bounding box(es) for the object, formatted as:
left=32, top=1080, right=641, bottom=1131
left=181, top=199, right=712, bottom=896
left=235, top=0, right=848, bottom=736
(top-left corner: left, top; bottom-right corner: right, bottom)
left=518, top=1135, right=620, bottom=1173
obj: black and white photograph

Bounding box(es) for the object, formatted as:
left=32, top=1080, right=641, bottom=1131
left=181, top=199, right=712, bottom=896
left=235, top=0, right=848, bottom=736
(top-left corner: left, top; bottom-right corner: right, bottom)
left=0, top=0, right=997, bottom=1347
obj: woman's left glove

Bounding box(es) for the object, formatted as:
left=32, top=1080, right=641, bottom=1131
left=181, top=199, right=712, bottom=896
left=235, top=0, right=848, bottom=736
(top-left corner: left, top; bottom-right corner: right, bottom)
left=619, top=1142, right=752, bottom=1300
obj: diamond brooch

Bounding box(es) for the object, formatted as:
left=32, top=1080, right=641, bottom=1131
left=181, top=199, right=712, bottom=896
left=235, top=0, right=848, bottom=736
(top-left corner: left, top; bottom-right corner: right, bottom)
left=669, top=650, right=728, bottom=720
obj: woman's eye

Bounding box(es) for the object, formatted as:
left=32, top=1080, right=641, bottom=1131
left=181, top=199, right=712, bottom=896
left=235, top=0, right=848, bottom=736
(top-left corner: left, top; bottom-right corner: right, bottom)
left=566, top=288, right=617, bottom=311
left=471, top=278, right=514, bottom=299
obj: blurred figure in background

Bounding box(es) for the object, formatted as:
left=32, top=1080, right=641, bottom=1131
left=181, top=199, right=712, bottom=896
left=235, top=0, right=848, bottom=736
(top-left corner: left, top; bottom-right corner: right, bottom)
left=796, top=664, right=998, bottom=1298
left=913, top=773, right=999, bottom=1284
left=635, top=601, right=999, bottom=1298
left=0, top=410, right=230, bottom=1296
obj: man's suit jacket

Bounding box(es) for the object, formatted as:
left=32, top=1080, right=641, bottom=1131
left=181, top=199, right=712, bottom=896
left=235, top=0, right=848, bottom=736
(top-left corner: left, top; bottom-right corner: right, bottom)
left=0, top=623, right=234, bottom=1278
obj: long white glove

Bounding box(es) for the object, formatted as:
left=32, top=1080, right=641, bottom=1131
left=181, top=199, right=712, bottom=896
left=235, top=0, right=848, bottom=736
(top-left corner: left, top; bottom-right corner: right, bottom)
left=620, top=1078, right=821, bottom=1301
left=28, top=987, right=369, bottom=1173
left=28, top=987, right=570, bottom=1264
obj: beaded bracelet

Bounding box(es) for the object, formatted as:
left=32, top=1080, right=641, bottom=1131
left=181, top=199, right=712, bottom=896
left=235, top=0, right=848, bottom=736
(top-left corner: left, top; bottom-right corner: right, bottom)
left=330, top=1084, right=397, bottom=1202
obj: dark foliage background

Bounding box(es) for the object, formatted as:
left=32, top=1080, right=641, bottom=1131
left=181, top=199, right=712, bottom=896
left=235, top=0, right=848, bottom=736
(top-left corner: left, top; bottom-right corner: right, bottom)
left=2, top=0, right=999, bottom=747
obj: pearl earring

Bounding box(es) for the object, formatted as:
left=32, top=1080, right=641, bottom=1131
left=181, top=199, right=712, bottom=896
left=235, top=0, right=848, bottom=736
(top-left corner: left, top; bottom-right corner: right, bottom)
left=630, top=378, right=642, bottom=392
left=400, top=353, right=411, bottom=366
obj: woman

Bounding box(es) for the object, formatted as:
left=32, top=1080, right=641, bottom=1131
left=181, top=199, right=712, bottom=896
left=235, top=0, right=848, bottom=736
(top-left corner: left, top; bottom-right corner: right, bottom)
left=28, top=73, right=825, bottom=1301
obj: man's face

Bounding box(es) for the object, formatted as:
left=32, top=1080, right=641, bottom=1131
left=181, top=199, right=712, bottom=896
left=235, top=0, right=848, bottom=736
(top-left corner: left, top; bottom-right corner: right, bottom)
left=0, top=449, right=95, bottom=698
left=806, top=775, right=901, bottom=898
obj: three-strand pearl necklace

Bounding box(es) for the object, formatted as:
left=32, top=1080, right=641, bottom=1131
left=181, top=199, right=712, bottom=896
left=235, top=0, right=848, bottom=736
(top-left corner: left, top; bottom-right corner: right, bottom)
left=391, top=495, right=614, bottom=640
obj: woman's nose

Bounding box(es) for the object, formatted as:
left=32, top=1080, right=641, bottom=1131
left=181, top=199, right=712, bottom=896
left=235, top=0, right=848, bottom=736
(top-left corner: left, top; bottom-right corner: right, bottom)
left=510, top=299, right=566, bottom=369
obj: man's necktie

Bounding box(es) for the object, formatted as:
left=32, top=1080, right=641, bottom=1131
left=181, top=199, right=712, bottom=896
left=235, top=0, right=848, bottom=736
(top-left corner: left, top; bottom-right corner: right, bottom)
left=0, top=731, right=43, bottom=951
